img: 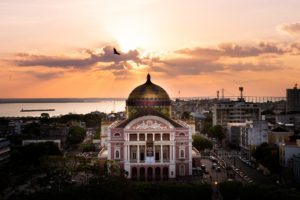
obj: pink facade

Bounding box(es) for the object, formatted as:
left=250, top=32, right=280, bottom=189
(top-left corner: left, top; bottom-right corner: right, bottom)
left=107, top=115, right=193, bottom=180
left=105, top=74, right=194, bottom=180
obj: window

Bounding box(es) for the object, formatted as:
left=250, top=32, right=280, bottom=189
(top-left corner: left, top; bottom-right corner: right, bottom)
left=147, top=134, right=153, bottom=141
left=155, top=152, right=160, bottom=161
left=139, top=134, right=145, bottom=141
left=130, top=134, right=137, bottom=141
left=179, top=164, right=185, bottom=176
left=115, top=150, right=120, bottom=159
left=140, top=152, right=145, bottom=161
left=162, top=133, right=170, bottom=141
left=180, top=149, right=185, bottom=159
left=163, top=152, right=167, bottom=159
left=155, top=134, right=161, bottom=141
left=132, top=152, right=137, bottom=159
left=114, top=133, right=120, bottom=137
left=179, top=133, right=185, bottom=136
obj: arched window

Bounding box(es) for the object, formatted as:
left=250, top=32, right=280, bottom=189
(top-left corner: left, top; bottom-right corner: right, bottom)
left=115, top=150, right=120, bottom=159
left=179, top=164, right=185, bottom=176
left=179, top=133, right=185, bottom=136
left=180, top=149, right=185, bottom=159
left=114, top=133, right=120, bottom=137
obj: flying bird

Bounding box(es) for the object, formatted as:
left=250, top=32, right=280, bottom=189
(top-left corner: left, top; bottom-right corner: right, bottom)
left=113, top=48, right=121, bottom=55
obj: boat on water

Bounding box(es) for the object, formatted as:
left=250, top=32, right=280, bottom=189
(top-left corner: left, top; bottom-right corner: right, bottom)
left=20, top=108, right=55, bottom=112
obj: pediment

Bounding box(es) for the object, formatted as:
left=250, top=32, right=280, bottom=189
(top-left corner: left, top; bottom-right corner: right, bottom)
left=125, top=116, right=174, bottom=130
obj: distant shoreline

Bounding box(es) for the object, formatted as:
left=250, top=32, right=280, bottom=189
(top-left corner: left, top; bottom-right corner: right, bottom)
left=0, top=98, right=126, bottom=104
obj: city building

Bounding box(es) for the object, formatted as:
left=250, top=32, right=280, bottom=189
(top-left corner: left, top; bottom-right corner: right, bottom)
left=286, top=85, right=300, bottom=113
left=227, top=122, right=246, bottom=147
left=275, top=114, right=300, bottom=131
left=279, top=141, right=300, bottom=168
left=99, top=74, right=197, bottom=180
left=0, top=138, right=10, bottom=164
left=212, top=100, right=261, bottom=127
left=240, top=120, right=268, bottom=159
left=268, top=127, right=294, bottom=145
left=293, top=153, right=300, bottom=183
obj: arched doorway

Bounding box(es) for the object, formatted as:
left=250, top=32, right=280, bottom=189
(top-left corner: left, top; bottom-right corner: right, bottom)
left=131, top=167, right=137, bottom=181
left=147, top=167, right=153, bottom=181
left=163, top=167, right=168, bottom=180
left=140, top=167, right=145, bottom=181
left=155, top=167, right=161, bottom=181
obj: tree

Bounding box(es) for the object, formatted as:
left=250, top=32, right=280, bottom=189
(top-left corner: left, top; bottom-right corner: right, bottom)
left=80, top=143, right=96, bottom=152
left=207, top=125, right=225, bottom=142
left=83, top=113, right=102, bottom=127
left=192, top=135, right=213, bottom=151
left=181, top=111, right=191, bottom=120
left=40, top=113, right=50, bottom=124
left=17, top=142, right=62, bottom=164
left=67, top=126, right=86, bottom=145
left=93, top=127, right=101, bottom=139
left=22, top=122, right=41, bottom=138
left=252, top=143, right=280, bottom=173
left=201, top=122, right=212, bottom=134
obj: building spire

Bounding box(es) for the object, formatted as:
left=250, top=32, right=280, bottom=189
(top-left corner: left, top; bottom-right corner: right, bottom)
left=146, top=73, right=151, bottom=83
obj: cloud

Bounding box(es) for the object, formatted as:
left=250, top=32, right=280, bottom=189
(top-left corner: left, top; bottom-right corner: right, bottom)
left=279, top=22, right=300, bottom=35
left=176, top=42, right=284, bottom=58
left=25, top=71, right=62, bottom=80
left=151, top=57, right=281, bottom=76
left=9, top=42, right=288, bottom=78
left=154, top=58, right=224, bottom=75
left=228, top=62, right=281, bottom=72
left=13, top=45, right=142, bottom=69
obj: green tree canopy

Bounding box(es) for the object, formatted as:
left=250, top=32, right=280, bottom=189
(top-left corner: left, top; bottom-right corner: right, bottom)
left=252, top=143, right=280, bottom=173
left=67, top=126, right=86, bottom=145
left=15, top=142, right=62, bottom=164
left=192, top=135, right=213, bottom=151
left=208, top=125, right=225, bottom=142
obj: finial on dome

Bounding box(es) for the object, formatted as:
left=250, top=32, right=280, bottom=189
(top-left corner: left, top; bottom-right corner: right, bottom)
left=146, top=73, right=151, bottom=83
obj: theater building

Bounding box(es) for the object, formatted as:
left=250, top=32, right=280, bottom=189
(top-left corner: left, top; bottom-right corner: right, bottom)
left=104, top=74, right=195, bottom=180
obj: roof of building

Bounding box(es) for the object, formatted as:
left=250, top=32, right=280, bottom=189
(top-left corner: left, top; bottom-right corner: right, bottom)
left=115, top=107, right=184, bottom=128
left=127, top=73, right=170, bottom=100
left=271, top=127, right=290, bottom=132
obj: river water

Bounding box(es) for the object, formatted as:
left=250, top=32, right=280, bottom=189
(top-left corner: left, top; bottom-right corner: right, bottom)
left=0, top=100, right=126, bottom=117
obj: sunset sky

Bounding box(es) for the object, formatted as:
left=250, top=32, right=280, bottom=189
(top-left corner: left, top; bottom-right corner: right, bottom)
left=1, top=0, right=300, bottom=98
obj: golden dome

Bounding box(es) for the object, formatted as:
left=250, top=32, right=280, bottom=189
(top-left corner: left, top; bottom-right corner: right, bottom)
left=126, top=74, right=171, bottom=118
left=128, top=74, right=170, bottom=100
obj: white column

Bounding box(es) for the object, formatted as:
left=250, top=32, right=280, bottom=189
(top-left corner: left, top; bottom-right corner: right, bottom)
left=137, top=133, right=139, bottom=141
left=160, top=145, right=163, bottom=163
left=128, top=145, right=130, bottom=162
left=153, top=145, right=156, bottom=162
left=137, top=145, right=140, bottom=163
left=160, top=133, right=162, bottom=141
left=124, top=144, right=127, bottom=162
left=169, top=145, right=171, bottom=162
left=173, top=144, right=175, bottom=162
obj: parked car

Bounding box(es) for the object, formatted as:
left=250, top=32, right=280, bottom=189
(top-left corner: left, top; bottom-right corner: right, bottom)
left=212, top=163, right=217, bottom=169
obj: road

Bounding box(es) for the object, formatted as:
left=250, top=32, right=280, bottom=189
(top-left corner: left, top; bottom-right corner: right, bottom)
left=214, top=145, right=276, bottom=185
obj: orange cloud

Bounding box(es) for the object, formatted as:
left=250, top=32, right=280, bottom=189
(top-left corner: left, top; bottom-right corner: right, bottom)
left=278, top=22, right=300, bottom=35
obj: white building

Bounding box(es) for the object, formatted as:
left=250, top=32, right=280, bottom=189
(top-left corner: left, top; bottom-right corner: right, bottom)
left=212, top=100, right=261, bottom=127
left=240, top=120, right=268, bottom=159
left=279, top=140, right=300, bottom=167
left=227, top=122, right=246, bottom=146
